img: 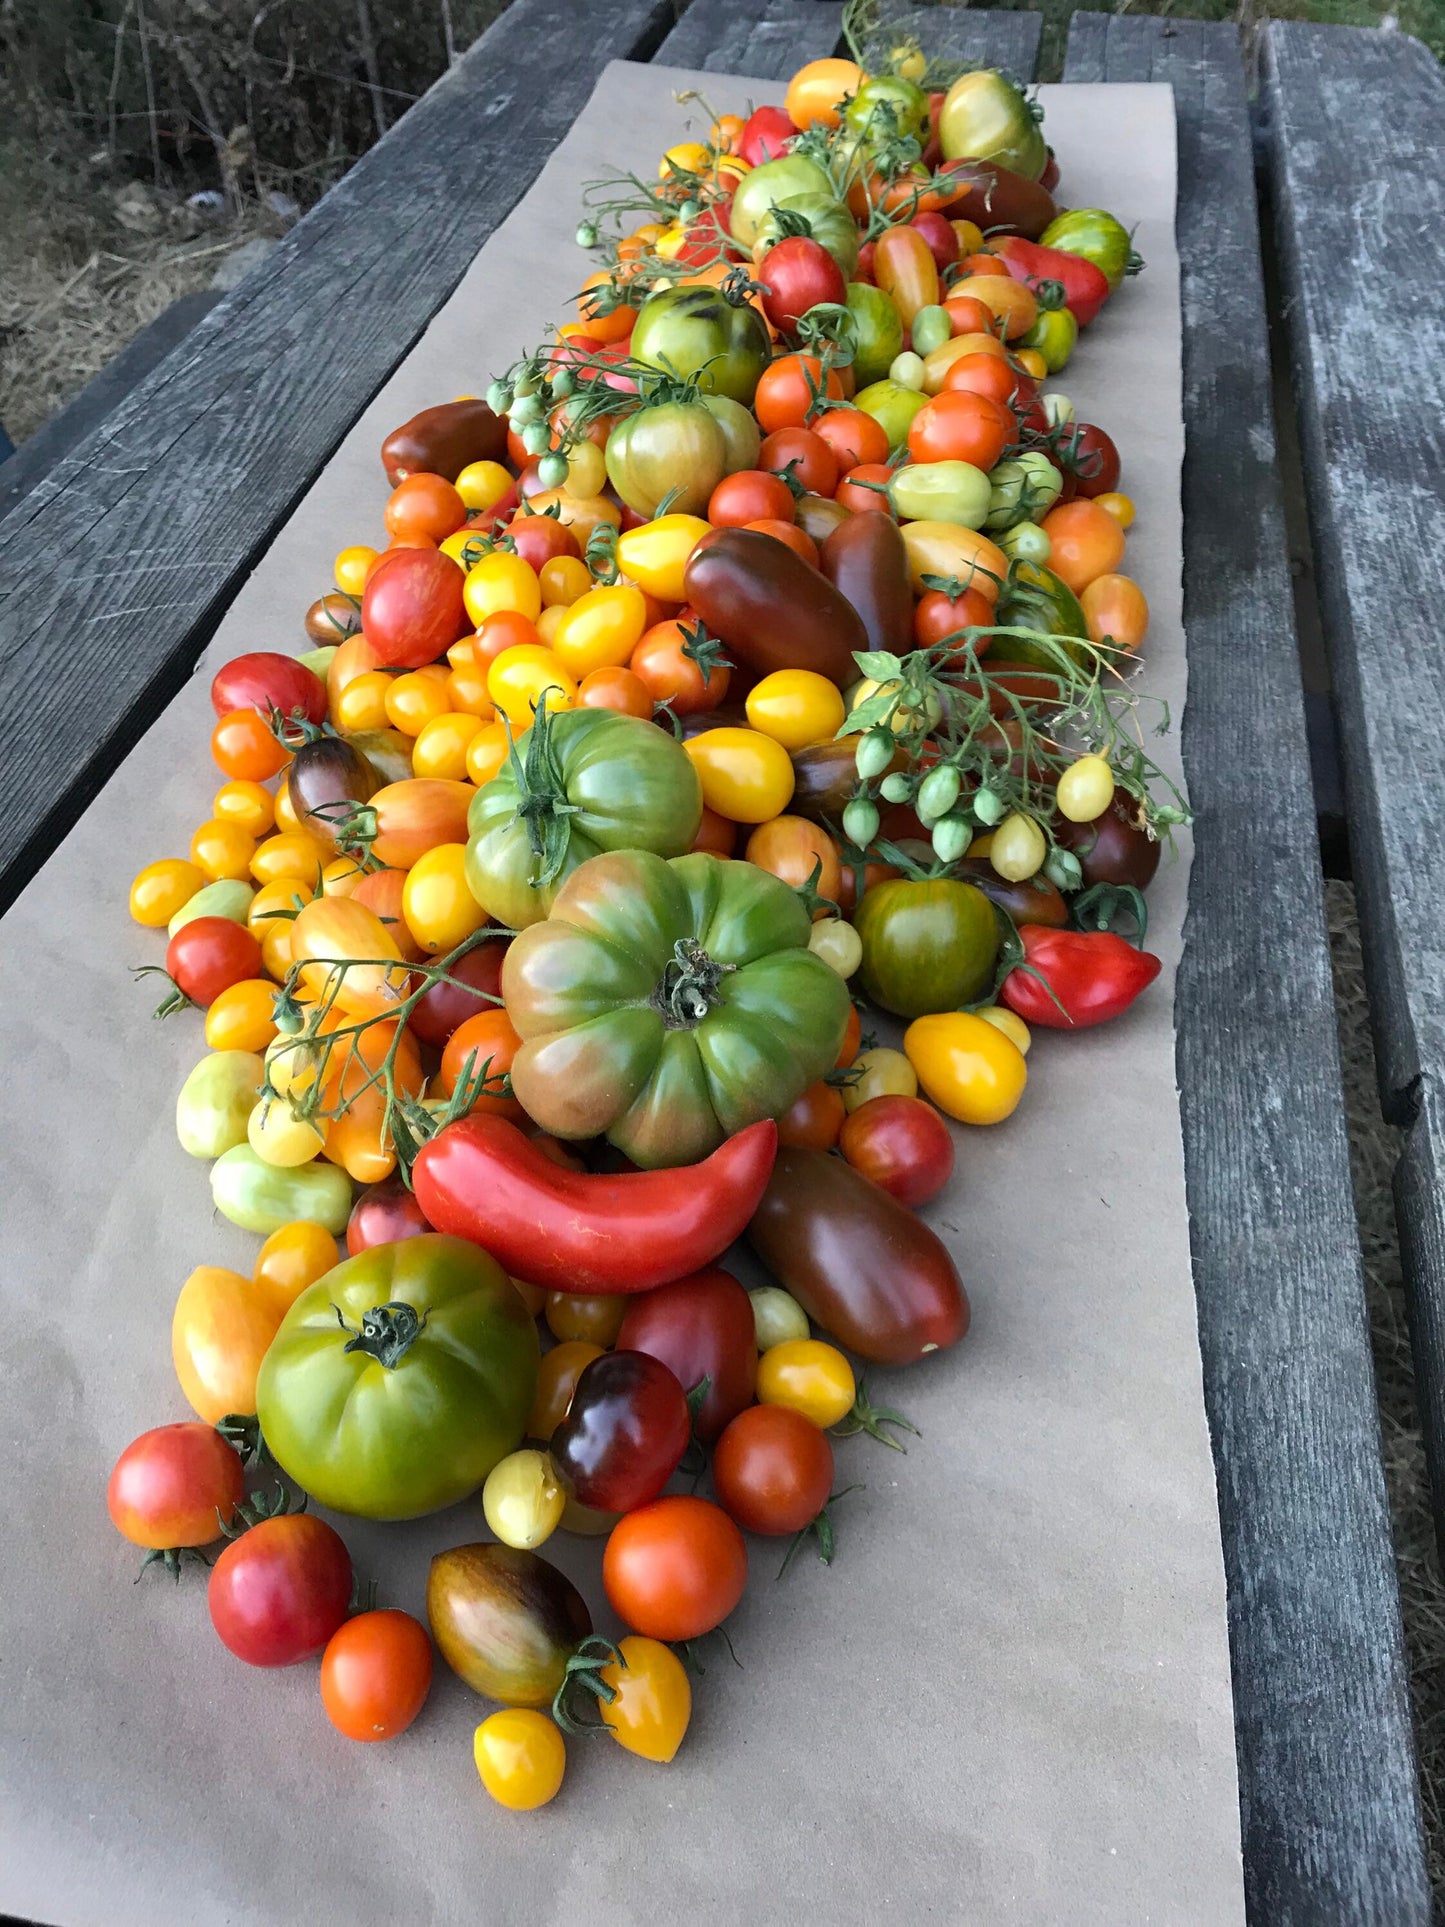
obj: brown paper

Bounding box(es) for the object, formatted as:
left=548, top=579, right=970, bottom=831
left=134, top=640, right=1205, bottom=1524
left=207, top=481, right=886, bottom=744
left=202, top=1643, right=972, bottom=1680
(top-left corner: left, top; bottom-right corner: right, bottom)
left=0, top=65, right=1244, bottom=1923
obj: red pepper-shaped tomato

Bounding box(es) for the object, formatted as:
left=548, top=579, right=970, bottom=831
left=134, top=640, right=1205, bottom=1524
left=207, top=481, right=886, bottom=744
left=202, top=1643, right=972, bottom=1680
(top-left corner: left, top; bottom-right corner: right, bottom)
left=684, top=529, right=868, bottom=688
left=988, top=235, right=1111, bottom=329
left=935, top=159, right=1057, bottom=240
left=413, top=1115, right=779, bottom=1294
left=747, top=1146, right=968, bottom=1366
left=820, top=513, right=914, bottom=656
left=381, top=398, right=507, bottom=485
left=1000, top=925, right=1161, bottom=1029
left=615, top=1267, right=758, bottom=1441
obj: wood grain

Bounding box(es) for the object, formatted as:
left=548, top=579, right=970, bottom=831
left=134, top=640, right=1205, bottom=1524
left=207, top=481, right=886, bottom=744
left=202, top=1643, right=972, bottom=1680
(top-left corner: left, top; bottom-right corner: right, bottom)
left=0, top=0, right=675, bottom=917
left=656, top=0, right=845, bottom=74
left=1069, top=13, right=1430, bottom=1922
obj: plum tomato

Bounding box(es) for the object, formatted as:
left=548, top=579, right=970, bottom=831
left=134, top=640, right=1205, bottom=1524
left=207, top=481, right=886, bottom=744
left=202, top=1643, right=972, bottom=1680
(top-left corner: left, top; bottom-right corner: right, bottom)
left=164, top=916, right=263, bottom=1009
left=347, top=1177, right=433, bottom=1255
left=713, top=1403, right=834, bottom=1536
left=838, top=1094, right=956, bottom=1206
left=320, top=1609, right=433, bottom=1741
left=549, top=1351, right=690, bottom=1514
left=107, top=1423, right=246, bottom=1569
left=615, top=1267, right=758, bottom=1442
left=208, top=1510, right=353, bottom=1666
left=603, top=1495, right=748, bottom=1642
left=211, top=651, right=327, bottom=725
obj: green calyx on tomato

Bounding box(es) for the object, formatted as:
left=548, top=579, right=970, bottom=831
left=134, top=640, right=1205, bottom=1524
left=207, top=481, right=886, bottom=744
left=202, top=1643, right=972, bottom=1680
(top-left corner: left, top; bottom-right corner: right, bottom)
left=503, top=849, right=851, bottom=1169
left=854, top=877, right=999, bottom=1018
left=465, top=704, right=703, bottom=928
left=628, top=282, right=770, bottom=407
left=728, top=154, right=836, bottom=251
left=938, top=70, right=1047, bottom=181
left=256, top=1234, right=539, bottom=1521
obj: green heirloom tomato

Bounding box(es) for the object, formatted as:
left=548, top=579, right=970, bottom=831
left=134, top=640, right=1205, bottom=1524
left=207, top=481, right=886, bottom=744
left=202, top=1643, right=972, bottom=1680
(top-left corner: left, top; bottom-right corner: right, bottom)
left=503, top=849, right=851, bottom=1169
left=1039, top=209, right=1137, bottom=292
left=752, top=195, right=860, bottom=280
left=853, top=377, right=928, bottom=449
left=985, top=451, right=1064, bottom=530
left=910, top=304, right=953, bottom=359
left=629, top=286, right=770, bottom=406
left=428, top=1543, right=591, bottom=1706
left=605, top=401, right=728, bottom=518
left=701, top=394, right=762, bottom=474
left=256, top=1235, right=538, bottom=1521
left=728, top=154, right=836, bottom=250
left=844, top=75, right=930, bottom=144
left=994, top=560, right=1091, bottom=668
left=939, top=71, right=1047, bottom=180
left=1019, top=306, right=1077, bottom=374
left=855, top=878, right=1000, bottom=1018
left=176, top=1049, right=264, bottom=1159
left=210, top=1143, right=352, bottom=1234
left=167, top=878, right=254, bottom=937
left=890, top=461, right=991, bottom=528
left=842, top=283, right=904, bottom=387
left=465, top=705, right=702, bottom=929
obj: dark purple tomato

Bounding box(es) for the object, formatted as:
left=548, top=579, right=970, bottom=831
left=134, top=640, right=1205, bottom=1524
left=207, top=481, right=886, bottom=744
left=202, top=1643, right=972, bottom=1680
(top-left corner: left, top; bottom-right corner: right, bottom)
left=347, top=1178, right=433, bottom=1256
left=211, top=651, right=327, bottom=725
left=1064, top=423, right=1121, bottom=499
left=838, top=1095, right=955, bottom=1207
left=549, top=1351, right=690, bottom=1513
left=408, top=941, right=507, bottom=1049
left=1055, top=797, right=1161, bottom=889
left=615, top=1267, right=757, bottom=1442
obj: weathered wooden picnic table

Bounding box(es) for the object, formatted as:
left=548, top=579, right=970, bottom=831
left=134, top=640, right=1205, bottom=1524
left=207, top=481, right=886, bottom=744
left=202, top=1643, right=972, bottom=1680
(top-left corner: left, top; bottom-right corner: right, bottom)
left=2, top=3, right=1442, bottom=1919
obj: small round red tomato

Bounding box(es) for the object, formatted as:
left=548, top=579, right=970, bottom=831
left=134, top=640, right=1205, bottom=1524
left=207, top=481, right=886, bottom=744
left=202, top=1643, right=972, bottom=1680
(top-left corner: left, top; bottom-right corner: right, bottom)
left=408, top=939, right=506, bottom=1048
left=346, top=1176, right=433, bottom=1255
left=211, top=652, right=327, bottom=725
left=164, top=916, right=263, bottom=1007
left=320, top=1609, right=433, bottom=1741
left=835, top=463, right=895, bottom=515
left=549, top=1350, right=690, bottom=1513
left=776, top=1079, right=846, bottom=1151
left=913, top=582, right=995, bottom=649
left=713, top=1403, right=834, bottom=1535
left=839, top=1093, right=955, bottom=1206
left=630, top=617, right=730, bottom=714
left=759, top=426, right=838, bottom=497
left=615, top=1267, right=758, bottom=1442
left=812, top=406, right=889, bottom=470
left=208, top=1513, right=353, bottom=1666
left=707, top=469, right=796, bottom=528
left=756, top=235, right=847, bottom=333
left=603, top=1495, right=748, bottom=1641
left=753, top=355, right=843, bottom=434
left=361, top=548, right=467, bottom=668
left=908, top=389, right=1012, bottom=468
left=212, top=708, right=290, bottom=782
left=107, top=1423, right=245, bottom=1560
left=506, top=513, right=582, bottom=571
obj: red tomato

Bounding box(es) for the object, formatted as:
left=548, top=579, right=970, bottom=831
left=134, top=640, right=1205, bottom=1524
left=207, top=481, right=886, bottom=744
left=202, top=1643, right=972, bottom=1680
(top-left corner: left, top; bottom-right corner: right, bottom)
left=690, top=804, right=737, bottom=856
left=907, top=390, right=1012, bottom=468
left=943, top=294, right=995, bottom=335
left=384, top=473, right=466, bottom=543
left=107, top=1423, right=245, bottom=1558
left=212, top=708, right=290, bottom=782
left=713, top=1404, right=834, bottom=1535
left=408, top=939, right=506, bottom=1048
left=776, top=1079, right=846, bottom=1151
left=939, top=352, right=1037, bottom=412
left=911, top=210, right=960, bottom=272
left=812, top=407, right=889, bottom=470
left=1060, top=422, right=1122, bottom=498
left=757, top=235, right=847, bottom=333
left=839, top=1094, right=956, bottom=1206
left=615, top=1266, right=758, bottom=1441
left=208, top=1514, right=353, bottom=1666
left=361, top=548, right=467, bottom=668
left=473, top=608, right=543, bottom=670
left=320, top=1609, right=433, bottom=1741
left=631, top=617, right=730, bottom=714
left=753, top=355, right=842, bottom=435
left=550, top=1350, right=691, bottom=1512
left=506, top=514, right=581, bottom=570
left=759, top=426, right=838, bottom=497
left=913, top=583, right=995, bottom=648
left=211, top=652, right=327, bottom=725
left=603, top=1496, right=748, bottom=1641
left=835, top=463, right=895, bottom=515
left=745, top=518, right=818, bottom=566
left=739, top=103, right=795, bottom=166
left=707, top=470, right=795, bottom=528
left=164, top=917, right=263, bottom=1007
left=347, top=1177, right=433, bottom=1255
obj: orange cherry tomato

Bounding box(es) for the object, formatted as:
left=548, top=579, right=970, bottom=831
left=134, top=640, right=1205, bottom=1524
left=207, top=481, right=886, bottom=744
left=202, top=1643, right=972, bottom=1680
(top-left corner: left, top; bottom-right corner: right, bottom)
left=707, top=469, right=795, bottom=528
left=907, top=390, right=1012, bottom=469
left=939, top=352, right=1036, bottom=410
left=440, top=1008, right=524, bottom=1120
left=1080, top=573, right=1149, bottom=652
left=212, top=710, right=290, bottom=783
left=744, top=814, right=840, bottom=910
left=1040, top=500, right=1128, bottom=595
left=835, top=463, right=896, bottom=515
left=784, top=57, right=864, bottom=130
left=753, top=354, right=843, bottom=434
left=811, top=406, right=889, bottom=470
left=578, top=270, right=635, bottom=343
left=577, top=666, right=654, bottom=717
left=776, top=1080, right=846, bottom=1151
left=630, top=618, right=730, bottom=714
left=944, top=294, right=995, bottom=336
left=759, top=426, right=838, bottom=497
left=320, top=1609, right=432, bottom=1742
left=384, top=473, right=467, bottom=543
left=690, top=804, right=737, bottom=857
left=351, top=865, right=426, bottom=962
left=744, top=519, right=818, bottom=566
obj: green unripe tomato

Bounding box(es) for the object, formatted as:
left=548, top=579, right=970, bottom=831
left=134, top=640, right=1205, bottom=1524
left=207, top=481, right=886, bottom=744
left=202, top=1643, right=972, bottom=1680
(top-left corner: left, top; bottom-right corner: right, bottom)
left=176, top=1050, right=264, bottom=1160
left=1019, top=305, right=1078, bottom=373
left=972, top=788, right=1006, bottom=827
left=843, top=797, right=880, bottom=847
left=749, top=1285, right=811, bottom=1351
left=931, top=814, right=972, bottom=864
left=210, top=1143, right=352, bottom=1235
left=997, top=520, right=1052, bottom=564
left=809, top=916, right=863, bottom=978
left=917, top=764, right=961, bottom=824
left=878, top=770, right=914, bottom=804
left=854, top=727, right=897, bottom=780
left=167, top=878, right=254, bottom=937
left=889, top=351, right=926, bottom=392
left=910, top=305, right=953, bottom=359
left=1043, top=847, right=1084, bottom=892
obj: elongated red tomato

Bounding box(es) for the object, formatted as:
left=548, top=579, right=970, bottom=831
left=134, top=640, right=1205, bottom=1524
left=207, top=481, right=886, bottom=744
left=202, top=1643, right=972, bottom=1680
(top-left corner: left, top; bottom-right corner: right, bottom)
left=413, top=1115, right=778, bottom=1294
left=211, top=652, right=327, bottom=725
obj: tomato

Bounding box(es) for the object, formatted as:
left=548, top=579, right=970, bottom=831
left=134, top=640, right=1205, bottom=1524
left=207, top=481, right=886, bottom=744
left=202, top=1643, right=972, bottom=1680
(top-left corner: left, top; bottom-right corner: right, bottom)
left=756, top=1337, right=854, bottom=1426
left=938, top=352, right=1035, bottom=413
left=912, top=581, right=994, bottom=649
left=335, top=544, right=377, bottom=595
left=397, top=842, right=486, bottom=955
left=614, top=1266, right=758, bottom=1441
left=436, top=1007, right=523, bottom=1121
left=170, top=1264, right=282, bottom=1424
left=108, top=1423, right=245, bottom=1566
left=907, top=389, right=1012, bottom=469
left=685, top=727, right=795, bottom=823
left=744, top=669, right=844, bottom=750
left=776, top=1079, right=846, bottom=1151
left=209, top=1511, right=353, bottom=1666
left=255, top=1219, right=339, bottom=1309
left=755, top=233, right=846, bottom=333
left=834, top=461, right=893, bottom=516
left=615, top=513, right=711, bottom=602
left=839, top=1094, right=955, bottom=1206
left=854, top=878, right=997, bottom=1018
left=728, top=153, right=835, bottom=249
left=429, top=1542, right=591, bottom=1704
left=714, top=1403, right=833, bottom=1535
left=1039, top=498, right=1127, bottom=594
left=1080, top=573, right=1149, bottom=652
left=409, top=937, right=505, bottom=1048
left=1039, top=207, right=1136, bottom=290
left=320, top=1610, right=433, bottom=1742
left=528, top=1340, right=605, bottom=1440
left=211, top=651, right=327, bottom=725
left=874, top=225, right=939, bottom=326
left=685, top=526, right=867, bottom=685
left=938, top=70, right=1047, bottom=179
left=708, top=469, right=795, bottom=528
left=505, top=512, right=582, bottom=573
left=539, top=553, right=591, bottom=607
left=212, top=707, right=289, bottom=782
left=754, top=354, right=843, bottom=434
left=340, top=1181, right=428, bottom=1261
left=630, top=286, right=770, bottom=406
left=812, top=407, right=889, bottom=470
left=288, top=896, right=409, bottom=1018
left=344, top=776, right=473, bottom=869
left=1056, top=795, right=1161, bottom=890
left=593, top=1636, right=692, bottom=1762
left=503, top=848, right=847, bottom=1167
left=603, top=1496, right=747, bottom=1641
left=577, top=665, right=653, bottom=717
left=163, top=916, right=262, bottom=1010
left=550, top=1350, right=690, bottom=1513
left=545, top=1292, right=627, bottom=1346
left=784, top=57, right=864, bottom=130
left=211, top=1144, right=353, bottom=1235
left=1055, top=754, right=1116, bottom=824
left=247, top=1093, right=326, bottom=1170
left=413, top=710, right=484, bottom=778
left=483, top=1449, right=565, bottom=1551
left=903, top=1010, right=1027, bottom=1124
left=474, top=1709, right=567, bottom=1809
left=257, top=1235, right=536, bottom=1519
left=248, top=828, right=326, bottom=888
left=362, top=548, right=467, bottom=668
left=758, top=425, right=838, bottom=497
left=744, top=814, right=840, bottom=909
left=130, top=856, right=207, bottom=927
left=552, top=584, right=648, bottom=678
left=631, top=617, right=730, bottom=714
left=899, top=520, right=1008, bottom=600
left=463, top=550, right=543, bottom=629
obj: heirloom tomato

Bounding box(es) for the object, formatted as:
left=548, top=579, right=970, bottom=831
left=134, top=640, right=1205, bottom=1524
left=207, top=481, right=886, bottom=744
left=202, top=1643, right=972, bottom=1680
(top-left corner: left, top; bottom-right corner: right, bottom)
left=130, top=857, right=206, bottom=927
left=165, top=916, right=263, bottom=1008
left=108, top=1423, right=245, bottom=1560
left=777, top=1079, right=847, bottom=1151
left=1039, top=499, right=1127, bottom=594
left=550, top=1351, right=690, bottom=1513
left=212, top=709, right=291, bottom=783
left=855, top=878, right=998, bottom=1018
left=256, top=1235, right=538, bottom=1520
left=606, top=402, right=729, bottom=519
left=631, top=618, right=731, bottom=714
left=713, top=1403, right=833, bottom=1535
left=211, top=651, right=326, bottom=724
left=255, top=1219, right=340, bottom=1308
left=502, top=849, right=849, bottom=1167
left=1039, top=208, right=1137, bottom=291
left=175, top=1049, right=263, bottom=1159
left=362, top=548, right=467, bottom=667
left=344, top=777, right=474, bottom=868
left=209, top=1512, right=353, bottom=1667
left=474, top=1710, right=567, bottom=1808
left=839, top=1094, right=955, bottom=1206
left=593, top=1636, right=692, bottom=1763
left=211, top=1144, right=353, bottom=1235
left=784, top=58, right=864, bottom=132
left=203, top=978, right=279, bottom=1054
left=288, top=896, right=410, bottom=1018
left=172, top=1265, right=284, bottom=1424
left=408, top=938, right=505, bottom=1048
left=938, top=70, right=1047, bottom=179
left=603, top=1496, right=747, bottom=1642
left=615, top=514, right=711, bottom=602
left=728, top=154, right=835, bottom=249
left=745, top=671, right=845, bottom=750
left=429, top=1542, right=591, bottom=1705
left=629, top=286, right=770, bottom=405
left=439, top=1007, right=524, bottom=1120
left=755, top=1337, right=855, bottom=1426
left=483, top=1449, right=565, bottom=1551
left=346, top=1178, right=431, bottom=1256
left=552, top=584, right=648, bottom=677
left=528, top=1340, right=606, bottom=1440
left=402, top=842, right=488, bottom=954
left=545, top=1292, right=626, bottom=1346
left=685, top=727, right=796, bottom=822
left=320, top=1610, right=432, bottom=1742
left=904, top=1011, right=1027, bottom=1123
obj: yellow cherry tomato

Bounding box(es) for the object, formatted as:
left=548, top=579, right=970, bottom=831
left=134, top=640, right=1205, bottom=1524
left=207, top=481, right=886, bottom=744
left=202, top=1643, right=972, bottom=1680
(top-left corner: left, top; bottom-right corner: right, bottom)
left=402, top=842, right=488, bottom=954
left=247, top=1096, right=326, bottom=1168
left=564, top=441, right=607, bottom=497
left=551, top=583, right=648, bottom=677
left=463, top=550, right=542, bottom=626
left=1056, top=754, right=1115, bottom=824
left=1012, top=347, right=1048, bottom=381
left=190, top=817, right=256, bottom=883
left=989, top=811, right=1047, bottom=881
left=597, top=1636, right=692, bottom=1762
left=171, top=1266, right=282, bottom=1424
left=488, top=644, right=576, bottom=728
left=904, top=1011, right=1027, bottom=1125
left=334, top=670, right=393, bottom=733
left=951, top=218, right=985, bottom=255
left=1094, top=491, right=1136, bottom=530
left=212, top=780, right=275, bottom=839
left=444, top=665, right=495, bottom=718
left=535, top=604, right=566, bottom=644
left=250, top=829, right=326, bottom=889
left=253, top=1220, right=339, bottom=1313
left=482, top=1450, right=564, bottom=1551
left=685, top=727, right=795, bottom=824
left=615, top=515, right=711, bottom=602
left=322, top=854, right=367, bottom=897
left=661, top=139, right=711, bottom=178
left=527, top=1340, right=605, bottom=1442
left=539, top=554, right=591, bottom=607
left=466, top=720, right=514, bottom=788
left=130, top=858, right=206, bottom=927
left=412, top=710, right=483, bottom=780
left=841, top=1045, right=917, bottom=1112
left=248, top=878, right=316, bottom=982
left=757, top=1338, right=855, bottom=1428
left=273, top=778, right=301, bottom=833
left=976, top=1004, right=1032, bottom=1056
left=474, top=1710, right=566, bottom=1811
left=455, top=459, right=514, bottom=511
left=384, top=670, right=452, bottom=737
left=334, top=545, right=377, bottom=596
left=744, top=669, right=846, bottom=751
left=204, top=978, right=279, bottom=1054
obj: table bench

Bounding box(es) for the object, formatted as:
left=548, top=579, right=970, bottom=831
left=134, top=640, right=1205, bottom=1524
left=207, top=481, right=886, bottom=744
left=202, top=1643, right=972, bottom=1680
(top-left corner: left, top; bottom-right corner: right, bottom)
left=0, top=5, right=1440, bottom=1919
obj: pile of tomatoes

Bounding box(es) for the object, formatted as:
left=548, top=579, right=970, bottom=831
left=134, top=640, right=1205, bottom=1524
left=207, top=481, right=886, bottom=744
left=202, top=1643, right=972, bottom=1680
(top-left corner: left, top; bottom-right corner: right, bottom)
left=114, top=53, right=1181, bottom=1813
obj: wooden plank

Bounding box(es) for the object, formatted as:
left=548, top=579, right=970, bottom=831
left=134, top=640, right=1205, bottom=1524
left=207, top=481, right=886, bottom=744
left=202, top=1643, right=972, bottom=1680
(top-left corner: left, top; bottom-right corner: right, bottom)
left=0, top=292, right=220, bottom=526
left=0, top=0, right=675, bottom=919
left=1067, top=14, right=1430, bottom=1923
left=849, top=6, right=1042, bottom=78
left=656, top=0, right=844, bottom=75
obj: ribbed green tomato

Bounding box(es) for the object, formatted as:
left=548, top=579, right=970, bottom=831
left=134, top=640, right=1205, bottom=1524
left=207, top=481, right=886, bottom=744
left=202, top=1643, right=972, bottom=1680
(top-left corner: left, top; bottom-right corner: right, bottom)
left=256, top=1235, right=538, bottom=1521
left=889, top=460, right=991, bottom=528
left=605, top=402, right=728, bottom=518
left=465, top=706, right=702, bottom=928
left=502, top=850, right=851, bottom=1168
left=854, top=878, right=999, bottom=1018
left=1038, top=209, right=1136, bottom=292
left=629, top=287, right=770, bottom=406
left=938, top=70, right=1047, bottom=180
